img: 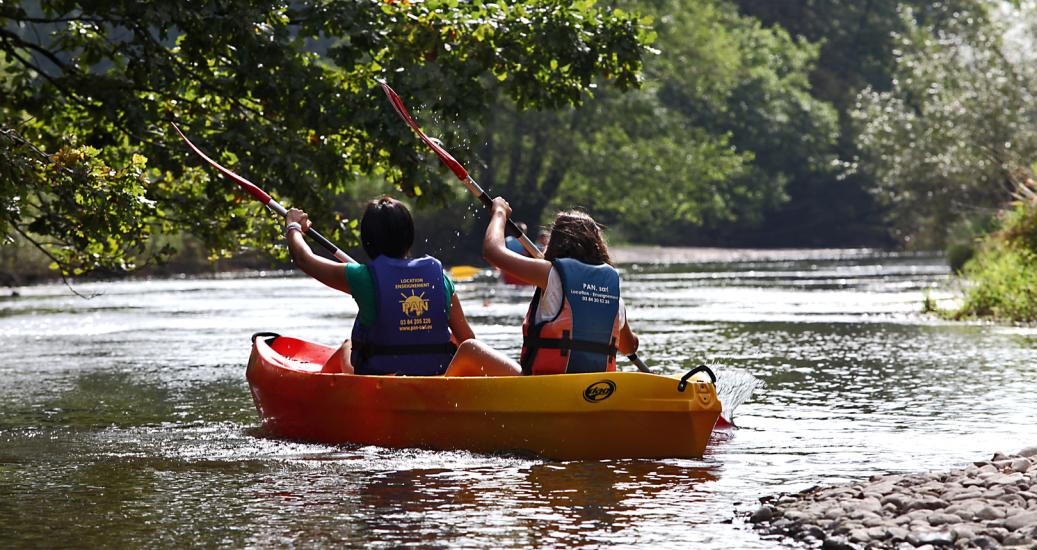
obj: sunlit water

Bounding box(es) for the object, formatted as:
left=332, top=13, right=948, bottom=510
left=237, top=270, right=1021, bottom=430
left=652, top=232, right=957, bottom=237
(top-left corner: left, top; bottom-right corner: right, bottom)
left=1, top=248, right=1035, bottom=548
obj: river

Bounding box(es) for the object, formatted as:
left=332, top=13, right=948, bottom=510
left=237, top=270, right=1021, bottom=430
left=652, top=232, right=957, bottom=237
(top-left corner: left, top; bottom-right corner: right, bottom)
left=1, top=248, right=1034, bottom=548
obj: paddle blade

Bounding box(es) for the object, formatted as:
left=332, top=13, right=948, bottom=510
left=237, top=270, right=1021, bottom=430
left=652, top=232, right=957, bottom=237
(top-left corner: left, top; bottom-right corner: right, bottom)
left=377, top=80, right=469, bottom=181
left=170, top=122, right=272, bottom=205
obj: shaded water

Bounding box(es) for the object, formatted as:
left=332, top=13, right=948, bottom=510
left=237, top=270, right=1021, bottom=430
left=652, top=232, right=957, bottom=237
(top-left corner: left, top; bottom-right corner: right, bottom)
left=1, top=248, right=1035, bottom=548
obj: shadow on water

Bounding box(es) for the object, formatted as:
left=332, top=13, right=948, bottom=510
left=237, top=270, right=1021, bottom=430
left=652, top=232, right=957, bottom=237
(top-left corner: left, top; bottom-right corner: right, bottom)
left=0, top=369, right=254, bottom=432
left=0, top=370, right=174, bottom=430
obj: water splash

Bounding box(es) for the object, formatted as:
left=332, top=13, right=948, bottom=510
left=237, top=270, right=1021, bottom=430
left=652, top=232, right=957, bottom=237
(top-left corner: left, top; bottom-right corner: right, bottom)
left=711, top=363, right=765, bottom=426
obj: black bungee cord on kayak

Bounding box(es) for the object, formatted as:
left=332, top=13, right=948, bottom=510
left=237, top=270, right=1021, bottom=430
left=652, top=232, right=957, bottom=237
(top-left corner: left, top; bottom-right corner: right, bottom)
left=678, top=365, right=718, bottom=392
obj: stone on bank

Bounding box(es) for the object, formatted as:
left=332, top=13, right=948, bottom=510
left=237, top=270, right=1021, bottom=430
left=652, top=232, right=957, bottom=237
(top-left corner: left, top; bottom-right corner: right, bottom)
left=748, top=447, right=1037, bottom=549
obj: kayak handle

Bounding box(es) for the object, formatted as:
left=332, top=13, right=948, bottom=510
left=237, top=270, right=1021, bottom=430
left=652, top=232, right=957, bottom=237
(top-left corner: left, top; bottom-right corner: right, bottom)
left=251, top=331, right=281, bottom=344
left=677, top=365, right=716, bottom=392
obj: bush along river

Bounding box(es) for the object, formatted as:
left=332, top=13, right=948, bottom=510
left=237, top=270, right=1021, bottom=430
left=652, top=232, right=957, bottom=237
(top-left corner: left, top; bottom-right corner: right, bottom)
left=1, top=247, right=1035, bottom=548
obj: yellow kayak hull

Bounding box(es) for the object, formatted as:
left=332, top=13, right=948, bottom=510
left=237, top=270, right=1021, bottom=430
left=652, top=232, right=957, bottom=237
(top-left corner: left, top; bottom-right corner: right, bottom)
left=246, top=335, right=722, bottom=460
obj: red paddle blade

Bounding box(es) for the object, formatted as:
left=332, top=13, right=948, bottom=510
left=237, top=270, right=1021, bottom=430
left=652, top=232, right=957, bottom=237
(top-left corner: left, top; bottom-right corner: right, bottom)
left=377, top=80, right=469, bottom=182
left=170, top=122, right=273, bottom=205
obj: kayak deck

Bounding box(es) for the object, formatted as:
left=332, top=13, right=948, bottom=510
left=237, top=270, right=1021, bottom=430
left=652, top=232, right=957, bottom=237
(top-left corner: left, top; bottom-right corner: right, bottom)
left=246, top=335, right=722, bottom=460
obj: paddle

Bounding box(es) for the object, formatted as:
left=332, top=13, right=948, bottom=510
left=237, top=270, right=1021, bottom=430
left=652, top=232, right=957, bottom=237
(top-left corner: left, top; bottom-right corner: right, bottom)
left=170, top=122, right=355, bottom=264
left=376, top=80, right=653, bottom=374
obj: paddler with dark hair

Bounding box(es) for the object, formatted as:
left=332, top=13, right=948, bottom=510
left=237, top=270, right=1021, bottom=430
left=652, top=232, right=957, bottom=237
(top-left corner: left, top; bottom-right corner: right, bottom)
left=285, top=197, right=475, bottom=375
left=445, top=198, right=640, bottom=376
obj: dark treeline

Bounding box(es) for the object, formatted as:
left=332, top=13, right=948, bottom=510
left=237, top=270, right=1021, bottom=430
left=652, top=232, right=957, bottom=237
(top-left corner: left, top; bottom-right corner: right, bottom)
left=2, top=0, right=1036, bottom=284
left=471, top=0, right=1035, bottom=250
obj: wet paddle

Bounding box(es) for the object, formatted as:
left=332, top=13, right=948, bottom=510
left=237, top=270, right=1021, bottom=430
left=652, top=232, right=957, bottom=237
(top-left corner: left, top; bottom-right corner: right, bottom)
left=376, top=80, right=653, bottom=374
left=376, top=80, right=542, bottom=258
left=170, top=122, right=355, bottom=264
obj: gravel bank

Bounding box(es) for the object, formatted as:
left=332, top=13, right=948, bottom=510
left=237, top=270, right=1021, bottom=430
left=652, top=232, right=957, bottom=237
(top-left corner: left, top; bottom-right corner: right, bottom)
left=749, top=448, right=1037, bottom=549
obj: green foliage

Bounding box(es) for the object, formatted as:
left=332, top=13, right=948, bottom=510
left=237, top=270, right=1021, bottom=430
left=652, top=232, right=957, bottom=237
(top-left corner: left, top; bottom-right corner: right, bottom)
left=0, top=129, right=161, bottom=275
left=731, top=0, right=988, bottom=246
left=953, top=182, right=1037, bottom=321
left=469, top=0, right=836, bottom=242
left=852, top=3, right=1037, bottom=248
left=0, top=0, right=646, bottom=275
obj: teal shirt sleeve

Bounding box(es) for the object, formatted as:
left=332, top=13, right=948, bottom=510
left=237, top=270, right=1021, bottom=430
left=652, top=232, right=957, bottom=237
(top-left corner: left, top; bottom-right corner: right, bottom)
left=443, top=273, right=455, bottom=317
left=345, top=263, right=376, bottom=329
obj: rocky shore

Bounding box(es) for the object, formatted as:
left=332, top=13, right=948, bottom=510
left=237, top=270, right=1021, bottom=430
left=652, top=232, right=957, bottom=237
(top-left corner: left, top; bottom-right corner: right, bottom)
left=749, top=448, right=1037, bottom=549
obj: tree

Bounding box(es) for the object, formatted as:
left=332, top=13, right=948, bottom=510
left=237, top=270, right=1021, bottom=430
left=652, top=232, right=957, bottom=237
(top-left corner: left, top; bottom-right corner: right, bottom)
left=0, top=0, right=647, bottom=276
left=729, top=0, right=987, bottom=246
left=461, top=0, right=836, bottom=243
left=852, top=3, right=1037, bottom=247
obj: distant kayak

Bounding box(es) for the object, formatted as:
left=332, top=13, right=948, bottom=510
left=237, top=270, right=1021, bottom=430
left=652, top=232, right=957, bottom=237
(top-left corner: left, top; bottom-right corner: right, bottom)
left=447, top=265, right=483, bottom=282
left=246, top=334, right=723, bottom=460
left=500, top=271, right=535, bottom=286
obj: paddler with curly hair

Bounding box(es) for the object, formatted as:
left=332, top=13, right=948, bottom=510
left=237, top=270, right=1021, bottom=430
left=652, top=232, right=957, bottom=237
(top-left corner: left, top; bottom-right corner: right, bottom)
left=285, top=197, right=475, bottom=375
left=446, top=198, right=640, bottom=376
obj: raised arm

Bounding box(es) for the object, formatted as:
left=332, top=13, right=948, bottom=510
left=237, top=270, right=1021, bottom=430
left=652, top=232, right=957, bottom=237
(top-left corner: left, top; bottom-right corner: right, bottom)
left=483, top=198, right=551, bottom=288
left=286, top=208, right=351, bottom=294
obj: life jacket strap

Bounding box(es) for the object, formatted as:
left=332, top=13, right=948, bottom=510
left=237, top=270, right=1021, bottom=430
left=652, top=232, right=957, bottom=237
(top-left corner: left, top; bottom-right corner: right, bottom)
left=527, top=330, right=618, bottom=358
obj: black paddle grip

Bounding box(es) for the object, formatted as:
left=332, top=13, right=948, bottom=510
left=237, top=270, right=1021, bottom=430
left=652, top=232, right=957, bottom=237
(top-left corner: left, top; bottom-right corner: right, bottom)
left=305, top=227, right=342, bottom=258
left=627, top=353, right=652, bottom=373
left=480, top=192, right=524, bottom=238
left=504, top=218, right=524, bottom=238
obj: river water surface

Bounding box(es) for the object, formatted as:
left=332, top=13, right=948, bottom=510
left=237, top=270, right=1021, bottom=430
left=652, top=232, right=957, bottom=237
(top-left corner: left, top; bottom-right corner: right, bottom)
left=1, top=248, right=1035, bottom=548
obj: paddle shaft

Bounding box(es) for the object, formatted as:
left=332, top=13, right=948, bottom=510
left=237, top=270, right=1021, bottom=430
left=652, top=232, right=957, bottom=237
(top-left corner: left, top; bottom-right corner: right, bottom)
left=461, top=174, right=542, bottom=258
left=377, top=81, right=652, bottom=373
left=170, top=122, right=354, bottom=264
left=377, top=80, right=540, bottom=258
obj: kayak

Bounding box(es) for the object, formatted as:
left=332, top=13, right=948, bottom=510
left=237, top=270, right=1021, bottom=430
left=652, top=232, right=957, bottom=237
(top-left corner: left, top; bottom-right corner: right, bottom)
left=500, top=271, right=535, bottom=286
left=246, top=333, right=723, bottom=460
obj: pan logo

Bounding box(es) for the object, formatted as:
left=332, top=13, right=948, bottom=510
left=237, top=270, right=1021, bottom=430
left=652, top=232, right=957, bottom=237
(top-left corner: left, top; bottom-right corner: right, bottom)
left=583, top=380, right=616, bottom=403
left=399, top=291, right=429, bottom=317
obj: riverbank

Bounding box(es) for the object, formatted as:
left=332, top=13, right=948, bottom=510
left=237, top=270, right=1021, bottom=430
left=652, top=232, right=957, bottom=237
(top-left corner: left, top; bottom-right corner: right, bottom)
left=949, top=184, right=1037, bottom=323
left=3, top=244, right=914, bottom=290
left=0, top=232, right=290, bottom=289
left=749, top=448, right=1037, bottom=549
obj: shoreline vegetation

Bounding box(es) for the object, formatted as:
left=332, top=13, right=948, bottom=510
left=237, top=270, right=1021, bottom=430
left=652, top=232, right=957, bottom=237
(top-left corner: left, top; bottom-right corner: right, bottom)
left=2, top=243, right=935, bottom=292
left=0, top=233, right=289, bottom=289
left=7, top=223, right=1033, bottom=327
left=749, top=448, right=1037, bottom=549
left=927, top=181, right=1037, bottom=324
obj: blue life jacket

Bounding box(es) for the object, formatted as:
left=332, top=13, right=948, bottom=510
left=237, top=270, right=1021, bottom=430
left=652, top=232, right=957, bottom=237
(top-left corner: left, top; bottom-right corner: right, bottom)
left=505, top=236, right=529, bottom=256
left=520, top=258, right=621, bottom=375
left=351, top=255, right=455, bottom=375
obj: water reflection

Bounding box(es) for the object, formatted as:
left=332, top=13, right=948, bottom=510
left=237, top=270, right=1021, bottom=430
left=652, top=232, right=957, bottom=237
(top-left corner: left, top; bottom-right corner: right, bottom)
left=524, top=461, right=718, bottom=545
